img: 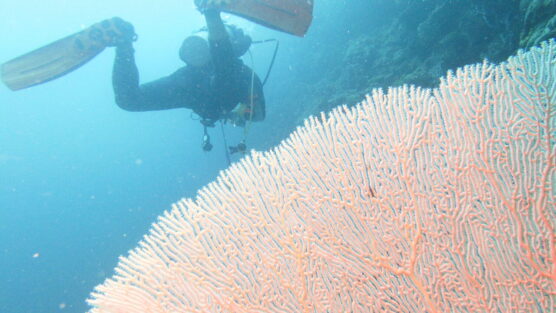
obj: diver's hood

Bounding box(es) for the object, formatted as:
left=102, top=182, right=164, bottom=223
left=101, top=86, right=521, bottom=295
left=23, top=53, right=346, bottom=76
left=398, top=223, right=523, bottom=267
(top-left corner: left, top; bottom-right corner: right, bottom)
left=179, top=25, right=252, bottom=67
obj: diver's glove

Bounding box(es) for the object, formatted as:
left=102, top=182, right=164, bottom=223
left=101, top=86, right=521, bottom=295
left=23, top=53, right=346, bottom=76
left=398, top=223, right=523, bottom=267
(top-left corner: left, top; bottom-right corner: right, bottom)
left=92, top=17, right=136, bottom=47
left=226, top=103, right=252, bottom=127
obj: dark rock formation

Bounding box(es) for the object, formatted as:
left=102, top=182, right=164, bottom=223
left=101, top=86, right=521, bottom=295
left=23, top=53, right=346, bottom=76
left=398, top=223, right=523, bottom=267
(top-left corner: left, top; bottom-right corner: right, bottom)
left=252, top=0, right=555, bottom=151
left=271, top=0, right=556, bottom=121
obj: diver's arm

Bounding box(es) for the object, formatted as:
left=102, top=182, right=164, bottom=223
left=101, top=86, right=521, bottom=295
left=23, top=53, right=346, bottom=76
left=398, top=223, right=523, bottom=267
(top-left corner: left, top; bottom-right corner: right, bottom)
left=251, top=75, right=265, bottom=121
left=204, top=9, right=228, bottom=42
left=247, top=70, right=265, bottom=122
left=204, top=10, right=236, bottom=79
left=229, top=69, right=265, bottom=125
left=112, top=42, right=141, bottom=110
left=112, top=43, right=188, bottom=112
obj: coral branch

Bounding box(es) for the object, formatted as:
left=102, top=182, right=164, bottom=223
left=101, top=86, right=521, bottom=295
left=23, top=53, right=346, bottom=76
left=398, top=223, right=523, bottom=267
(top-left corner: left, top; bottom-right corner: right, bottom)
left=88, top=40, right=555, bottom=313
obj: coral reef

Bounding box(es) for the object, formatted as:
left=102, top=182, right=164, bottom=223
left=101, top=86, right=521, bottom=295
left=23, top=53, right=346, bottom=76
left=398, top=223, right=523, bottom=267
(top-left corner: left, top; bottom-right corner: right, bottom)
left=520, top=0, right=556, bottom=47
left=274, top=0, right=556, bottom=123
left=88, top=40, right=555, bottom=313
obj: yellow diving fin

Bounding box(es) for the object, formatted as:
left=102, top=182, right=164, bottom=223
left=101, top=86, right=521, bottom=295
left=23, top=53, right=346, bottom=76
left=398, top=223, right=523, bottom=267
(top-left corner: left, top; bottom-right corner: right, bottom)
left=1, top=18, right=130, bottom=91
left=201, top=0, right=314, bottom=37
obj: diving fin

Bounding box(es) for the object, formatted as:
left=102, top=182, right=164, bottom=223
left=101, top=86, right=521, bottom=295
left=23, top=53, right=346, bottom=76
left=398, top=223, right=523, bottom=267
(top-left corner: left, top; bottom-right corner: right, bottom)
left=1, top=18, right=126, bottom=91
left=205, top=0, right=314, bottom=37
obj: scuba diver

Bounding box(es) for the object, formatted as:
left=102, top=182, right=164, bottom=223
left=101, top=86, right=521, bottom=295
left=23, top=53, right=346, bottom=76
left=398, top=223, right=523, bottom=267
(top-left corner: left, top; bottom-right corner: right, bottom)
left=2, top=1, right=312, bottom=158
left=108, top=6, right=265, bottom=152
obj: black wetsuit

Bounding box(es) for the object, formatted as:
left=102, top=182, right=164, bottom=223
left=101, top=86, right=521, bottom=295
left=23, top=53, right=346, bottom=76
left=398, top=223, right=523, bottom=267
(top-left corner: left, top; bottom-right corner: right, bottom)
left=112, top=21, right=265, bottom=124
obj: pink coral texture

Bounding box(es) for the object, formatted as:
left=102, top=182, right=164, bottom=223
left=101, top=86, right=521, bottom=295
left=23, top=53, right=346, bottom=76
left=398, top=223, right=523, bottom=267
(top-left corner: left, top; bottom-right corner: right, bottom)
left=88, top=40, right=555, bottom=312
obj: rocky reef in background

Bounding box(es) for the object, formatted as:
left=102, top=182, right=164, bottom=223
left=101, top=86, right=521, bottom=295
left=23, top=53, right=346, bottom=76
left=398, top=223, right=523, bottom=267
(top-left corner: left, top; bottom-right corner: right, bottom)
left=520, top=0, right=556, bottom=47
left=268, top=0, right=556, bottom=131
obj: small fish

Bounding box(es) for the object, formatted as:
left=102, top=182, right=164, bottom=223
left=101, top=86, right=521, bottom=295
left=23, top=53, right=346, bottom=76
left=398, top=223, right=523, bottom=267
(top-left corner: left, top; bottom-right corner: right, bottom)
left=368, top=186, right=376, bottom=197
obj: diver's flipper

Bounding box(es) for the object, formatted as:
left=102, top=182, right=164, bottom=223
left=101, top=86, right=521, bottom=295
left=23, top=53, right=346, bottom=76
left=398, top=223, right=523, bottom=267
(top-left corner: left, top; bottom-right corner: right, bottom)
left=1, top=18, right=126, bottom=91
left=211, top=0, right=314, bottom=37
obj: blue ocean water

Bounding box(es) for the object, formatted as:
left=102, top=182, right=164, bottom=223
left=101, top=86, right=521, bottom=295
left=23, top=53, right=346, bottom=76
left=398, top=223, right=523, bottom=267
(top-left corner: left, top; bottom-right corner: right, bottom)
left=0, top=1, right=422, bottom=312
left=0, top=1, right=345, bottom=312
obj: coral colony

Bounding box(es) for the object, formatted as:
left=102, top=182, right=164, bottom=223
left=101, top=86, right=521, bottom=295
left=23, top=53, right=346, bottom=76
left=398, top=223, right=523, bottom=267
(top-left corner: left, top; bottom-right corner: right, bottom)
left=88, top=40, right=555, bottom=312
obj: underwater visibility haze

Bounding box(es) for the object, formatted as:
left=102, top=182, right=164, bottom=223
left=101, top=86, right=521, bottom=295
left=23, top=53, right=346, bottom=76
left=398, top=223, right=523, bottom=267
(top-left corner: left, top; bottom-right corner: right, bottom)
left=0, top=1, right=262, bottom=312
left=1, top=0, right=555, bottom=312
